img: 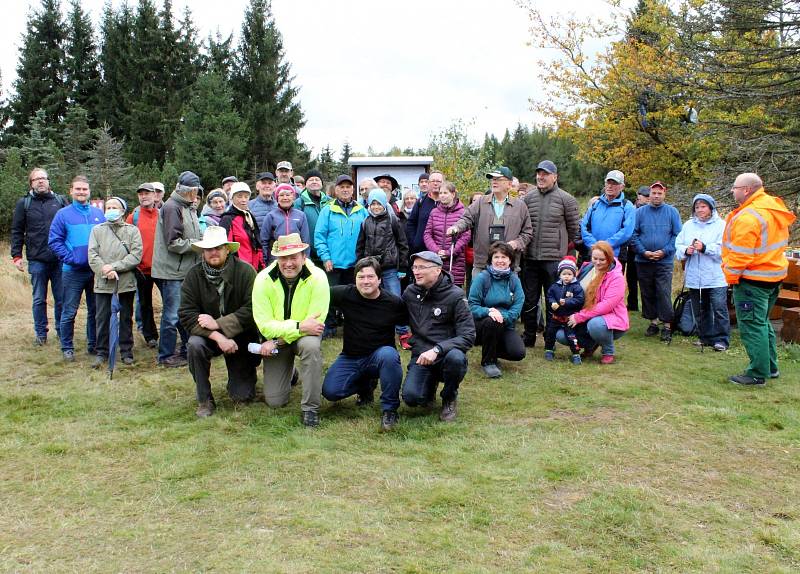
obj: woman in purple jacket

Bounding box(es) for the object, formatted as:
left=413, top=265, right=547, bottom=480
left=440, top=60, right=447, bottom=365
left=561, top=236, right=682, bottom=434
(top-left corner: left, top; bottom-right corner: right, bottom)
left=423, top=182, right=471, bottom=287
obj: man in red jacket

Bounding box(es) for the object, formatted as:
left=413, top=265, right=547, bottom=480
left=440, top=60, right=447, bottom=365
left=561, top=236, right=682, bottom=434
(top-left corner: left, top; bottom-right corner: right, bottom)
left=127, top=182, right=160, bottom=347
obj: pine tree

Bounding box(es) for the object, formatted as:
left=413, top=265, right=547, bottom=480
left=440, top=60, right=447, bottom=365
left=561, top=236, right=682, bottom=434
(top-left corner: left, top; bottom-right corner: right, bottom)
left=87, top=123, right=132, bottom=201
left=98, top=3, right=135, bottom=139
left=127, top=0, right=166, bottom=166
left=0, top=148, right=30, bottom=235
left=65, top=0, right=101, bottom=125
left=206, top=31, right=235, bottom=79
left=317, top=145, right=337, bottom=182
left=61, top=103, right=95, bottom=175
left=337, top=142, right=352, bottom=174
left=7, top=0, right=69, bottom=140
left=173, top=72, right=246, bottom=189
left=19, top=109, right=66, bottom=190
left=232, top=0, right=305, bottom=172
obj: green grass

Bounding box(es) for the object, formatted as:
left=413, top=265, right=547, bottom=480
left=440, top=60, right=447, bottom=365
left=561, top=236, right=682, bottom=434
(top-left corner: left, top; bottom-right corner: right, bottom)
left=1, top=303, right=799, bottom=573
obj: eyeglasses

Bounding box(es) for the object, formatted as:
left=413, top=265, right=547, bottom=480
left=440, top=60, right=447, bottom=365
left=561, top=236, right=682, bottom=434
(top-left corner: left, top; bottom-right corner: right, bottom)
left=731, top=185, right=748, bottom=191
left=411, top=264, right=438, bottom=271
left=359, top=187, right=371, bottom=192
left=31, top=177, right=48, bottom=182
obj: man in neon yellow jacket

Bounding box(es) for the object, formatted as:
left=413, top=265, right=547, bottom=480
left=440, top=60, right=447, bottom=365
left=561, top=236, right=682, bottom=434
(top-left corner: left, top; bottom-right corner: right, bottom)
left=252, top=233, right=330, bottom=427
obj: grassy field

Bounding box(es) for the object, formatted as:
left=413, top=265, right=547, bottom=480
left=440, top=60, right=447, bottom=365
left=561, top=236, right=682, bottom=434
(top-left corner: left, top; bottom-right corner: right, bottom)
left=1, top=252, right=799, bottom=573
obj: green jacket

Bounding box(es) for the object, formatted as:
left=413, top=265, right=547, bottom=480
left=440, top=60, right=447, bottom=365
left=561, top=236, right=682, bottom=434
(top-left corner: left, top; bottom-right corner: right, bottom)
left=178, top=256, right=260, bottom=342
left=252, top=258, right=330, bottom=344
left=87, top=221, right=143, bottom=294
left=151, top=190, right=201, bottom=280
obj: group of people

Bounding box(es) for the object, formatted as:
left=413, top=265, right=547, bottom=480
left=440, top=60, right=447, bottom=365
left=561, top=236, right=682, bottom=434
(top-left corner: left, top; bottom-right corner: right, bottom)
left=10, top=160, right=796, bottom=429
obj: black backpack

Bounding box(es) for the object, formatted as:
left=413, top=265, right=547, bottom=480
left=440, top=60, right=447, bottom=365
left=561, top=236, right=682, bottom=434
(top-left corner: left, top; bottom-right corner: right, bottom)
left=670, top=290, right=697, bottom=336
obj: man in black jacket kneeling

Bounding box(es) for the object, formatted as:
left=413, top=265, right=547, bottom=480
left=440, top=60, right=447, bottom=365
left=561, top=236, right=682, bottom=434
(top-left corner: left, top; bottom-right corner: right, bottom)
left=402, top=251, right=475, bottom=422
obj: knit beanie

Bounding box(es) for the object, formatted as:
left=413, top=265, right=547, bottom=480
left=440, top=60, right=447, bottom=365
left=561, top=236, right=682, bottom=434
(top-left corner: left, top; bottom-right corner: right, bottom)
left=557, top=255, right=578, bottom=274
left=367, top=189, right=388, bottom=209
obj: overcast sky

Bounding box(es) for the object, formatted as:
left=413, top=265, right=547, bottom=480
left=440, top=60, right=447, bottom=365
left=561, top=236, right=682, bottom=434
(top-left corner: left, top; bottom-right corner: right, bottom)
left=0, top=0, right=632, bottom=157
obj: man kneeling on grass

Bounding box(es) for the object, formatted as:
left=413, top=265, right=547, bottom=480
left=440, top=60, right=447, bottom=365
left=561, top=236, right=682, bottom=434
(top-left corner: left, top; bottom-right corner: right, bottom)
left=252, top=233, right=329, bottom=427
left=322, top=257, right=408, bottom=431
left=179, top=226, right=262, bottom=418
left=402, top=251, right=476, bottom=422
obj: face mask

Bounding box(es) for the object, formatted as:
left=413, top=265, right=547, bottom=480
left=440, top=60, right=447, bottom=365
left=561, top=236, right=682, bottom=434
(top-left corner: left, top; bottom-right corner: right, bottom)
left=105, top=209, right=121, bottom=222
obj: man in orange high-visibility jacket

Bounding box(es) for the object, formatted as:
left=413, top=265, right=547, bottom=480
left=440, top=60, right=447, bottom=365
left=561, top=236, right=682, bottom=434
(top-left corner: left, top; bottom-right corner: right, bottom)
left=722, top=173, right=796, bottom=387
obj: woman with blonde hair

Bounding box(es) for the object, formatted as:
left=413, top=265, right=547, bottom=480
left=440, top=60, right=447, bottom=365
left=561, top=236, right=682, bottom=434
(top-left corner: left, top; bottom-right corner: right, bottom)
left=564, top=240, right=629, bottom=364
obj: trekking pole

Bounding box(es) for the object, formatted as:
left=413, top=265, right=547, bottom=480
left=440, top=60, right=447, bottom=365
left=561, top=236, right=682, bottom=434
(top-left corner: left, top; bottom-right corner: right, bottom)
left=449, top=232, right=456, bottom=275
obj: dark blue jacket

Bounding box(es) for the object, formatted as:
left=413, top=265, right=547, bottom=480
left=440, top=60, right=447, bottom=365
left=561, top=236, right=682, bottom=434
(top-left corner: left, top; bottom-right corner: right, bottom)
left=546, top=279, right=585, bottom=319
left=406, top=194, right=438, bottom=255
left=631, top=203, right=682, bottom=265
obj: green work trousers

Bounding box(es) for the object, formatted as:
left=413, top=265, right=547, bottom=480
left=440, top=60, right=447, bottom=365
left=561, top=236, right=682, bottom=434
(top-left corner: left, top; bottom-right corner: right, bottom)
left=733, top=281, right=780, bottom=379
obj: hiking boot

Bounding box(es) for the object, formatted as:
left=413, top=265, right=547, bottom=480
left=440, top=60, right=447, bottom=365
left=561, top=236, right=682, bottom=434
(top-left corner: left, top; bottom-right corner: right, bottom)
left=63, top=350, right=75, bottom=362
left=122, top=356, right=134, bottom=365
left=196, top=400, right=215, bottom=418
left=770, top=370, right=780, bottom=379
left=398, top=332, right=412, bottom=350
left=440, top=398, right=458, bottom=422
left=713, top=342, right=727, bottom=352
left=645, top=323, right=660, bottom=337
left=571, top=354, right=582, bottom=365
left=581, top=344, right=598, bottom=359
left=34, top=336, right=46, bottom=347
left=159, top=355, right=187, bottom=368
left=87, top=347, right=97, bottom=356
left=322, top=327, right=337, bottom=340
left=146, top=339, right=158, bottom=349
left=90, top=355, right=105, bottom=370
left=522, top=334, right=536, bottom=348
left=381, top=410, right=399, bottom=432
left=660, top=327, right=672, bottom=343
left=356, top=379, right=377, bottom=406
left=301, top=410, right=320, bottom=428
left=600, top=354, right=615, bottom=365
left=544, top=350, right=555, bottom=361
left=729, top=374, right=765, bottom=387
left=482, top=363, right=502, bottom=378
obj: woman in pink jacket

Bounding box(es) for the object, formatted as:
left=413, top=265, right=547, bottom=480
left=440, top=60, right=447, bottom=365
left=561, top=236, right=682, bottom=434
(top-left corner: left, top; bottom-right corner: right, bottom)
left=565, top=240, right=629, bottom=364
left=423, top=182, right=471, bottom=287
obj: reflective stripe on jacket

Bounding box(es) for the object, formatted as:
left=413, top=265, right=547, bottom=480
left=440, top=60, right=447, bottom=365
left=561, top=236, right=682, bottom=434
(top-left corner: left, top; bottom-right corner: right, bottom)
left=722, top=188, right=796, bottom=284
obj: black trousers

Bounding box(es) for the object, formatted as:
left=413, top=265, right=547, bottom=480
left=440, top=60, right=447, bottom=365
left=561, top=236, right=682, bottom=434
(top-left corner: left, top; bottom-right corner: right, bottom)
left=544, top=319, right=580, bottom=353
left=625, top=259, right=639, bottom=311
left=187, top=335, right=261, bottom=403
left=135, top=270, right=159, bottom=342
left=95, top=291, right=135, bottom=359
left=522, top=259, right=559, bottom=341
left=475, top=316, right=526, bottom=365
left=637, top=262, right=674, bottom=323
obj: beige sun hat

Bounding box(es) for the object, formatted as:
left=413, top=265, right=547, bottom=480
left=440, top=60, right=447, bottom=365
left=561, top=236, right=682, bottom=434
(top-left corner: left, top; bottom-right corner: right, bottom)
left=191, top=225, right=240, bottom=253
left=271, top=233, right=308, bottom=257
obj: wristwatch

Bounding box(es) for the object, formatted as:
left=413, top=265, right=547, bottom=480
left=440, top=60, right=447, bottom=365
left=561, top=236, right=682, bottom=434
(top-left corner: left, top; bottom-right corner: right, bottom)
left=433, top=345, right=442, bottom=355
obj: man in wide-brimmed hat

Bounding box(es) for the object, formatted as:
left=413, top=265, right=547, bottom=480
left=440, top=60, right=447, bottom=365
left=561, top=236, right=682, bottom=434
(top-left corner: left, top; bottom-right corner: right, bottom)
left=179, top=226, right=262, bottom=418
left=252, top=233, right=330, bottom=427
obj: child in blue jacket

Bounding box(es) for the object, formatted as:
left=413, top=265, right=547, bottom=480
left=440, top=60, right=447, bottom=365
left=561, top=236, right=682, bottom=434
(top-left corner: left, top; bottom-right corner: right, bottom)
left=544, top=256, right=585, bottom=364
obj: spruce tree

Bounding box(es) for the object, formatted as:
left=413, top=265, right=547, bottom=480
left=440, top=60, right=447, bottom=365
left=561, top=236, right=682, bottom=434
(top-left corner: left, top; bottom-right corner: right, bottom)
left=206, top=31, right=235, bottom=80
left=87, top=124, right=132, bottom=200
left=65, top=0, right=101, bottom=125
left=232, top=0, right=305, bottom=172
left=20, top=109, right=66, bottom=189
left=61, top=103, right=95, bottom=175
left=98, top=3, right=135, bottom=139
left=7, top=0, right=69, bottom=140
left=173, top=72, right=246, bottom=189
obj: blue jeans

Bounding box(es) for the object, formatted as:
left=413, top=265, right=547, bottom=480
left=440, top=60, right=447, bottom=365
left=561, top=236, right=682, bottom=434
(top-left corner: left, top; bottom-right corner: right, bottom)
left=59, top=267, right=96, bottom=352
left=28, top=259, right=63, bottom=339
left=322, top=346, right=403, bottom=411
left=557, top=316, right=625, bottom=356
left=689, top=287, right=730, bottom=347
left=381, top=268, right=409, bottom=335
left=155, top=278, right=188, bottom=362
left=402, top=348, right=468, bottom=405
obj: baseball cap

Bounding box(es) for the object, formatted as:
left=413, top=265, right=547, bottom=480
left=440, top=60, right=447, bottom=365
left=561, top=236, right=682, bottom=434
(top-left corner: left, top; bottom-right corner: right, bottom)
left=411, top=251, right=443, bottom=266
left=257, top=172, right=276, bottom=182
left=335, top=175, right=354, bottom=185
left=276, top=161, right=293, bottom=171
left=178, top=171, right=203, bottom=191
left=485, top=166, right=513, bottom=180
left=650, top=181, right=667, bottom=190
left=536, top=160, right=558, bottom=174
left=605, top=170, right=625, bottom=184
left=637, top=185, right=651, bottom=197
left=230, top=181, right=251, bottom=196
left=137, top=182, right=155, bottom=193
left=221, top=176, right=238, bottom=185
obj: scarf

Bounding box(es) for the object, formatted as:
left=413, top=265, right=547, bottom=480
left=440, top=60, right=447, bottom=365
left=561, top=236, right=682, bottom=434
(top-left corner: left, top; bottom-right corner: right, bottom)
left=231, top=204, right=255, bottom=230
left=486, top=265, right=511, bottom=280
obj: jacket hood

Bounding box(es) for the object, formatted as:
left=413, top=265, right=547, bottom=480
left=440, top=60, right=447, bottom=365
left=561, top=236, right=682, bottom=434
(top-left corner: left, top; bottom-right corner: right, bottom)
left=367, top=189, right=387, bottom=209
left=743, top=188, right=797, bottom=228
left=692, top=193, right=720, bottom=223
